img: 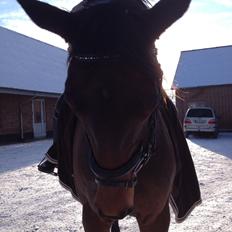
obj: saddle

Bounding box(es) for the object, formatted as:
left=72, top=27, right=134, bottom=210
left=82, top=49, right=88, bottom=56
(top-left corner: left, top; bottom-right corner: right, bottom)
left=56, top=95, right=201, bottom=222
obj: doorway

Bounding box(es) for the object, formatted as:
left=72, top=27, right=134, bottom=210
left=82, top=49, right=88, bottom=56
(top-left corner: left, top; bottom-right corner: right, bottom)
left=32, top=99, right=46, bottom=138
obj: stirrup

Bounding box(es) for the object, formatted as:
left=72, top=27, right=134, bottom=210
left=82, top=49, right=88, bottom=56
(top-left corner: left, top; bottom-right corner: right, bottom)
left=38, top=157, right=57, bottom=176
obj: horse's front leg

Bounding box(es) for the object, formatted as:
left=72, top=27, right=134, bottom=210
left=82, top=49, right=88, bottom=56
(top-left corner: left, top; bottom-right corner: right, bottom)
left=82, top=203, right=112, bottom=232
left=137, top=202, right=170, bottom=232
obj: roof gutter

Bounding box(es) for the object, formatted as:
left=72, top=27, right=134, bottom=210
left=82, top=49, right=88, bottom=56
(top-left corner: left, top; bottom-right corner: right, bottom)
left=0, top=87, right=61, bottom=98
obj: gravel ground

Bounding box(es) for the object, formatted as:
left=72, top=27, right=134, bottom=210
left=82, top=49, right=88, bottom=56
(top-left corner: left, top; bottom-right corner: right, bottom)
left=0, top=133, right=232, bottom=232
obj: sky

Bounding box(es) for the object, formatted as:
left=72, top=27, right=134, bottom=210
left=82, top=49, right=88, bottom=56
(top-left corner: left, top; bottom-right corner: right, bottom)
left=1, top=0, right=232, bottom=88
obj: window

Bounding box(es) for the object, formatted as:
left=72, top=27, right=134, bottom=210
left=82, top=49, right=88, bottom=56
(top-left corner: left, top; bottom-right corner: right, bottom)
left=187, top=109, right=213, bottom=118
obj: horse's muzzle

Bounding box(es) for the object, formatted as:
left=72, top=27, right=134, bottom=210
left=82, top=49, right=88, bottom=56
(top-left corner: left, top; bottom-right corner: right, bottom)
left=94, top=184, right=135, bottom=221
left=97, top=207, right=134, bottom=220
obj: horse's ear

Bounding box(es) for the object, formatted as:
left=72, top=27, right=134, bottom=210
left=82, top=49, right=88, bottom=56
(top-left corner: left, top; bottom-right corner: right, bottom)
left=17, top=0, right=72, bottom=40
left=146, top=0, right=191, bottom=38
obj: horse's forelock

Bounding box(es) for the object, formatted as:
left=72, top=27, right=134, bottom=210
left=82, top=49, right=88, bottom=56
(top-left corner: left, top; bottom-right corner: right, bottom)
left=68, top=0, right=155, bottom=59
left=66, top=0, right=164, bottom=90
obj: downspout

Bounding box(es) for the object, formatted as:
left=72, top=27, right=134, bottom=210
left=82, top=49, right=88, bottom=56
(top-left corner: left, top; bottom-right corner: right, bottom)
left=19, top=96, right=37, bottom=141
left=19, top=105, right=24, bottom=141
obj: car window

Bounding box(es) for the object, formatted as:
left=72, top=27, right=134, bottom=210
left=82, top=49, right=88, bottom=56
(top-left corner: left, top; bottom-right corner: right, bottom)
left=187, top=109, right=213, bottom=117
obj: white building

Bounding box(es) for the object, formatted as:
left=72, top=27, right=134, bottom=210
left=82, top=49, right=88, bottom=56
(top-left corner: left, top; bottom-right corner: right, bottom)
left=173, top=45, right=232, bottom=131
left=0, top=26, right=67, bottom=143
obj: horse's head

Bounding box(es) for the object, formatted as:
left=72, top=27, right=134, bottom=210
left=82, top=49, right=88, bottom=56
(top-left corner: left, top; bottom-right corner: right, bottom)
left=66, top=59, right=160, bottom=219
left=17, top=0, right=191, bottom=220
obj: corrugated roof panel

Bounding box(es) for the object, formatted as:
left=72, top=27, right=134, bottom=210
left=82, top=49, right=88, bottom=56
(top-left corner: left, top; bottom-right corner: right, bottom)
left=0, top=26, right=67, bottom=94
left=173, top=46, right=232, bottom=89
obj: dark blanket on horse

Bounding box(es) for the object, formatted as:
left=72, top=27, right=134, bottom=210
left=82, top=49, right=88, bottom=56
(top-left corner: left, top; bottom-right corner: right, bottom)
left=56, top=96, right=201, bottom=223
left=160, top=98, right=201, bottom=222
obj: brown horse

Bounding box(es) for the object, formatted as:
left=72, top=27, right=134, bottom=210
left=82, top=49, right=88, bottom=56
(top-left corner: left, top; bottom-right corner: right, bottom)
left=17, top=0, right=200, bottom=231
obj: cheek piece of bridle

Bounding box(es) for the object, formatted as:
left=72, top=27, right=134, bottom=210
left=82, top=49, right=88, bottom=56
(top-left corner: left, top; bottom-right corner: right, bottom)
left=74, top=54, right=158, bottom=189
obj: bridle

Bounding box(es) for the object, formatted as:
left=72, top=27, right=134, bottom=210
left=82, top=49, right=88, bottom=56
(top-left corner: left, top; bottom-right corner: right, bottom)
left=88, top=111, right=157, bottom=188
left=74, top=54, right=120, bottom=62
left=73, top=53, right=159, bottom=189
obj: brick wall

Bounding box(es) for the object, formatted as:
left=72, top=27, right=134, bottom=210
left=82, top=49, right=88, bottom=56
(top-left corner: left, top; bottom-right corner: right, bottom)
left=175, top=85, right=232, bottom=131
left=0, top=93, right=58, bottom=143
left=45, top=97, right=57, bottom=135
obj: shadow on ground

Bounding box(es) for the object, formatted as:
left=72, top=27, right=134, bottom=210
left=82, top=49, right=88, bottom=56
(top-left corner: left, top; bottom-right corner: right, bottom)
left=0, top=139, right=52, bottom=173
left=188, top=132, right=232, bottom=159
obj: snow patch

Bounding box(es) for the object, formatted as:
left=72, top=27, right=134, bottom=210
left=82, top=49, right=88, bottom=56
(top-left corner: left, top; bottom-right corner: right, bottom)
left=0, top=134, right=232, bottom=231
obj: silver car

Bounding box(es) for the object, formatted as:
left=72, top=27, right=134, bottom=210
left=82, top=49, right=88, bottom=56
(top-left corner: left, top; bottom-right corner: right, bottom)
left=183, top=107, right=218, bottom=138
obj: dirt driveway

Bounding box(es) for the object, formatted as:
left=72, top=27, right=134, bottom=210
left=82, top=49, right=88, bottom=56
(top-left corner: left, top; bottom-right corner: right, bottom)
left=0, top=134, right=232, bottom=231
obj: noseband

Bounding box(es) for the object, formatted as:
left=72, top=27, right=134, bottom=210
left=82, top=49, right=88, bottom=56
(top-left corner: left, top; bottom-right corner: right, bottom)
left=89, top=112, right=157, bottom=188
